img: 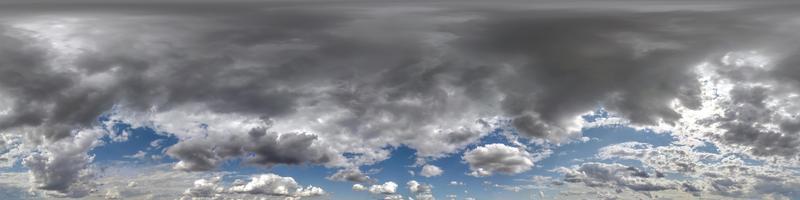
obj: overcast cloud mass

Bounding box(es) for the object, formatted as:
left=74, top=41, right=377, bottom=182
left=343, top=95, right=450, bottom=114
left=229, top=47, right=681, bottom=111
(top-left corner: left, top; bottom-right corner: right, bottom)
left=1, top=0, right=800, bottom=199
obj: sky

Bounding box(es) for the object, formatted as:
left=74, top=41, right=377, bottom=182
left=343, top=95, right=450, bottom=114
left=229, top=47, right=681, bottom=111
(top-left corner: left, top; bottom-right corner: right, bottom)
left=1, top=0, right=800, bottom=199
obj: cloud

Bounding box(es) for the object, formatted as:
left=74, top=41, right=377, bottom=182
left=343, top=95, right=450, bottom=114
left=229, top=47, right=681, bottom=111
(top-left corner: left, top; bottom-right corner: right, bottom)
left=327, top=168, right=373, bottom=183
left=22, top=128, right=105, bottom=197
left=420, top=164, right=443, bottom=177
left=677, top=52, right=800, bottom=158
left=463, top=143, right=533, bottom=177
left=0, top=3, right=499, bottom=176
left=182, top=176, right=224, bottom=198
left=369, top=181, right=398, bottom=195
left=123, top=151, right=147, bottom=160
left=104, top=187, right=121, bottom=199
left=0, top=133, right=24, bottom=167
left=352, top=184, right=367, bottom=192
left=167, top=128, right=342, bottom=171
left=597, top=141, right=800, bottom=198
left=557, top=162, right=679, bottom=192
left=597, top=142, right=718, bottom=173
left=407, top=180, right=435, bottom=200
left=3, top=3, right=800, bottom=197
left=384, top=194, right=404, bottom=200
left=228, top=173, right=325, bottom=198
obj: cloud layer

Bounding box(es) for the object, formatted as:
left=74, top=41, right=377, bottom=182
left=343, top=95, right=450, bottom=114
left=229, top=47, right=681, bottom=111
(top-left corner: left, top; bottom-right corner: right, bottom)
left=1, top=1, right=800, bottom=198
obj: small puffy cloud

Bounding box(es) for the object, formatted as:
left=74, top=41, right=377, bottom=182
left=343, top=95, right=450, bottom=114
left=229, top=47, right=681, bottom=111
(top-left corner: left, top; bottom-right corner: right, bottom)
left=530, top=175, right=558, bottom=186
left=420, top=164, right=443, bottom=177
left=327, top=168, right=373, bottom=183
left=182, top=176, right=224, bottom=198
left=369, top=181, right=398, bottom=195
left=104, top=187, right=121, bottom=199
left=449, top=181, right=464, bottom=186
left=463, top=143, right=533, bottom=177
left=352, top=184, right=367, bottom=191
left=123, top=150, right=147, bottom=160
left=229, top=173, right=325, bottom=198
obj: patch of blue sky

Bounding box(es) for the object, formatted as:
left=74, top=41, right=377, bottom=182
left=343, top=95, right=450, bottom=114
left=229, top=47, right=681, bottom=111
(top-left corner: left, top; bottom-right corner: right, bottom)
left=695, top=141, right=721, bottom=154
left=0, top=159, right=26, bottom=173
left=90, top=122, right=178, bottom=164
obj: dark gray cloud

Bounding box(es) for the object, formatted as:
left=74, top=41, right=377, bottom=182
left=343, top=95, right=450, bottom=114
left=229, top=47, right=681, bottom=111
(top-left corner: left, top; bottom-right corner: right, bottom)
left=167, top=128, right=339, bottom=171
left=21, top=128, right=103, bottom=197
left=446, top=9, right=783, bottom=141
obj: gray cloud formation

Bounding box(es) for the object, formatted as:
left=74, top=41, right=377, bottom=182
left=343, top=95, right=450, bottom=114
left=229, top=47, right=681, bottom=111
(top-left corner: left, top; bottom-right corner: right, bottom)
left=407, top=180, right=435, bottom=200
left=447, top=8, right=787, bottom=142
left=597, top=142, right=800, bottom=198
left=698, top=51, right=800, bottom=158
left=167, top=126, right=339, bottom=171
left=557, top=162, right=679, bottom=192
left=0, top=133, right=24, bottom=167
left=22, top=128, right=104, bottom=197
left=182, top=176, right=224, bottom=199
left=327, top=168, right=374, bottom=183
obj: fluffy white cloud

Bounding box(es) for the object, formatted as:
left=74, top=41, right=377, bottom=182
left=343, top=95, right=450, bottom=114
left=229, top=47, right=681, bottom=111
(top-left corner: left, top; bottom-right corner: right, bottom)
left=369, top=181, right=398, bottom=195
left=463, top=143, right=533, bottom=177
left=420, top=164, right=443, bottom=177
left=229, top=173, right=325, bottom=198
left=352, top=184, right=367, bottom=191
